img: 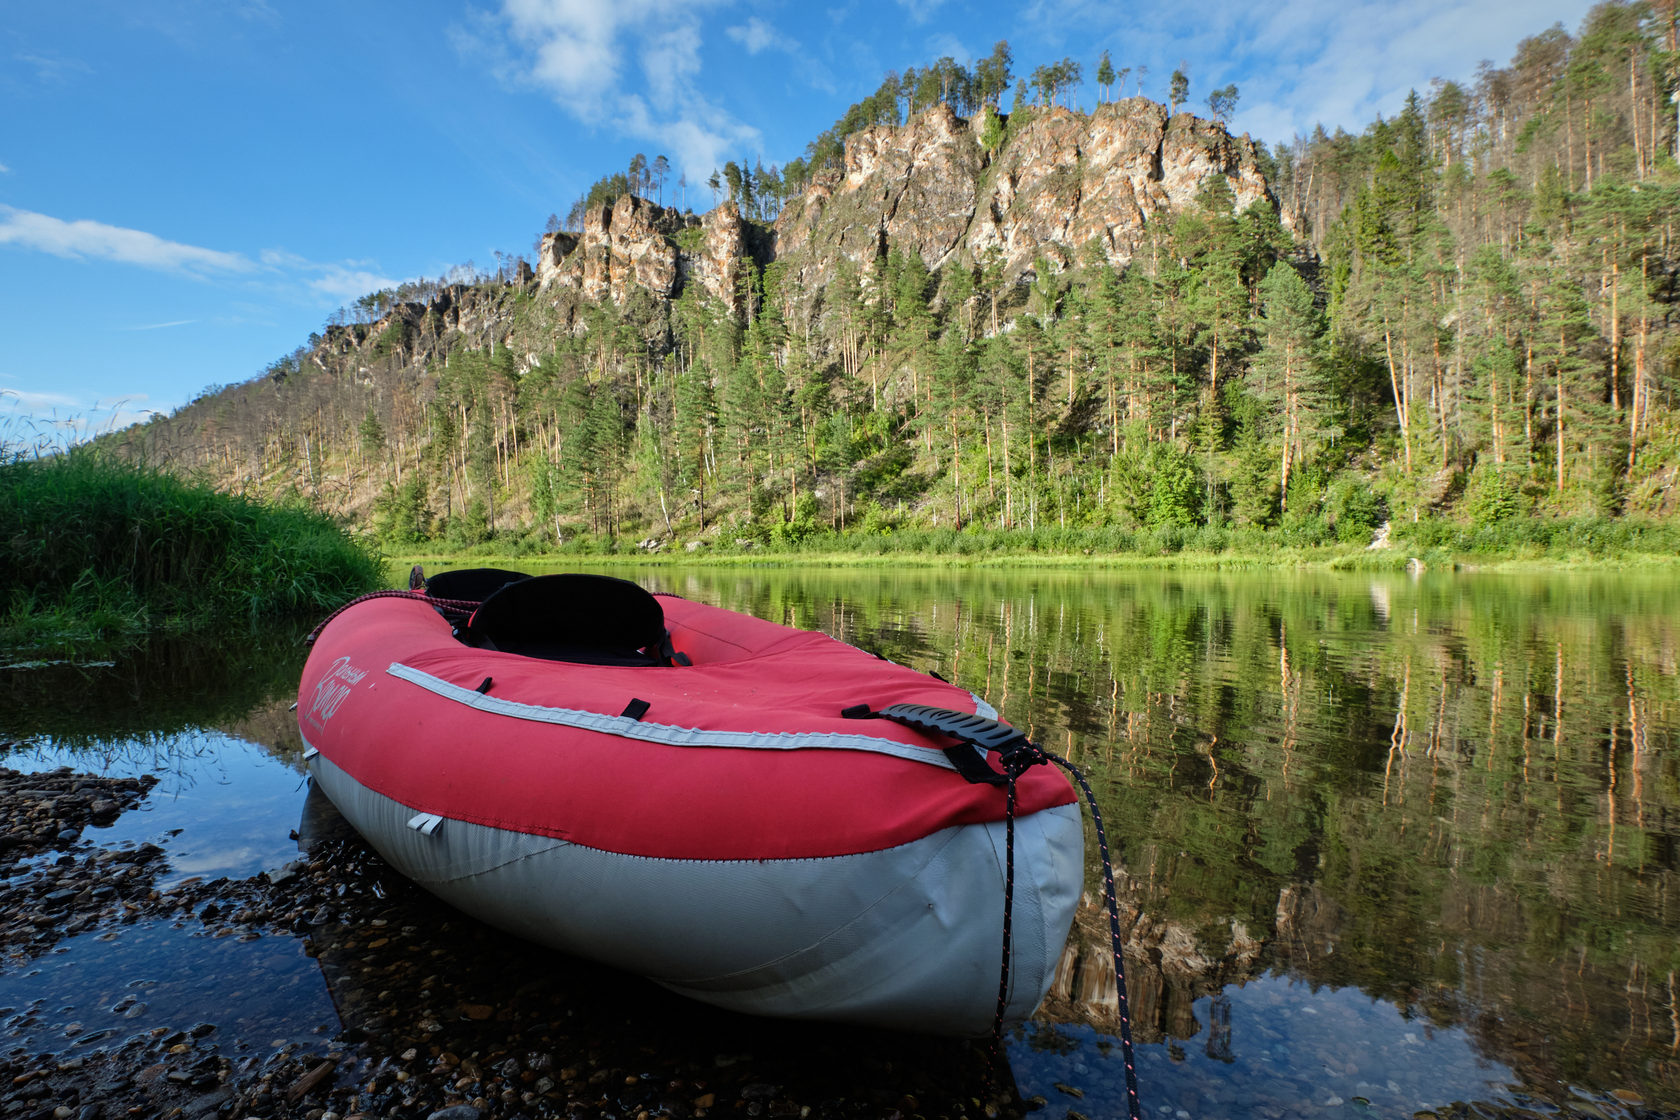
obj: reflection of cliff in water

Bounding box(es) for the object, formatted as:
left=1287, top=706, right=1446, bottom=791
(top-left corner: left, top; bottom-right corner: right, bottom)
left=1042, top=871, right=1680, bottom=1107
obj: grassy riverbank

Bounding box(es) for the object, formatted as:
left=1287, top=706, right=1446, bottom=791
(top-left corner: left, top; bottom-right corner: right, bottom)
left=388, top=516, right=1680, bottom=576
left=0, top=453, right=384, bottom=657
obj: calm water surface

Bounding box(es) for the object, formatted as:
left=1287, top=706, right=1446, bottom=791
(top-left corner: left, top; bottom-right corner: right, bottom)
left=3, top=568, right=1677, bottom=1117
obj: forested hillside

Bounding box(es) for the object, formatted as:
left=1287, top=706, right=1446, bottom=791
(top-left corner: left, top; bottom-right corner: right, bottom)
left=116, top=2, right=1680, bottom=556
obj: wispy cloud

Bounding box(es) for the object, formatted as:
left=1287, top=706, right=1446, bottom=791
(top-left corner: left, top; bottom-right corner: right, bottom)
left=0, top=206, right=252, bottom=276
left=921, top=32, right=972, bottom=63
left=0, top=206, right=401, bottom=309
left=461, top=0, right=760, bottom=180
left=726, top=15, right=835, bottom=94
left=310, top=265, right=403, bottom=301
left=0, top=161, right=10, bottom=174
left=0, top=386, right=162, bottom=446
left=121, top=319, right=197, bottom=331
left=727, top=17, right=797, bottom=55
left=259, top=249, right=400, bottom=301
left=895, top=0, right=948, bottom=26
left=0, top=388, right=79, bottom=412
left=15, top=51, right=92, bottom=86
left=1016, top=0, right=1596, bottom=140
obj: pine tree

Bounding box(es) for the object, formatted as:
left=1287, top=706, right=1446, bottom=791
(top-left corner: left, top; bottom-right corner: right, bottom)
left=1250, top=262, right=1330, bottom=509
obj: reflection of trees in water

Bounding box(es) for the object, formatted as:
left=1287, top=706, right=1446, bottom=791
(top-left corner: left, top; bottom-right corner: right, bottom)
left=653, top=568, right=1680, bottom=1103
left=301, top=567, right=1680, bottom=1110
left=0, top=623, right=310, bottom=746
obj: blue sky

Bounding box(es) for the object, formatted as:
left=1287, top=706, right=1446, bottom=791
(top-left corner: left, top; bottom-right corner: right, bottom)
left=1, top=0, right=1598, bottom=445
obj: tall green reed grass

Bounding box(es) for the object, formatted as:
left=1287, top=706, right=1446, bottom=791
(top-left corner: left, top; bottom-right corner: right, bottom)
left=0, top=449, right=383, bottom=656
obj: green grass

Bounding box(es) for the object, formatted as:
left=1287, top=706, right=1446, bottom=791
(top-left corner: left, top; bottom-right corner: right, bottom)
left=390, top=515, right=1680, bottom=574
left=0, top=451, right=385, bottom=657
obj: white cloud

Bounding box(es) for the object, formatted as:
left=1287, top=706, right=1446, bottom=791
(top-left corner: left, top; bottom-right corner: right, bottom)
left=618, top=94, right=760, bottom=185
left=15, top=51, right=92, bottom=86
left=121, top=319, right=197, bottom=331
left=1018, top=0, right=1596, bottom=141
left=895, top=0, right=947, bottom=26
left=727, top=17, right=797, bottom=56
left=470, top=0, right=759, bottom=180
left=0, top=210, right=400, bottom=308
left=0, top=161, right=10, bottom=174
left=258, top=249, right=400, bottom=302
left=0, top=389, right=160, bottom=450
left=921, top=32, right=972, bottom=64
left=0, top=206, right=252, bottom=276
left=0, top=388, right=79, bottom=412
left=309, top=265, right=403, bottom=301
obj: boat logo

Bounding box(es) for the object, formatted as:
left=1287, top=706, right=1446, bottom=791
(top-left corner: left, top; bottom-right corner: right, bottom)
left=304, top=656, right=368, bottom=730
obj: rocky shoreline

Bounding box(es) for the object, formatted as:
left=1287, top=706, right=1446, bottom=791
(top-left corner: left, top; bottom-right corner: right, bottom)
left=0, top=766, right=1012, bottom=1120
left=4, top=764, right=1676, bottom=1120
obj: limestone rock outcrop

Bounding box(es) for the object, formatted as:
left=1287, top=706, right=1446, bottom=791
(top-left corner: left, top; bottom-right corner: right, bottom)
left=533, top=98, right=1272, bottom=331
left=778, top=98, right=1274, bottom=294
left=540, top=195, right=694, bottom=304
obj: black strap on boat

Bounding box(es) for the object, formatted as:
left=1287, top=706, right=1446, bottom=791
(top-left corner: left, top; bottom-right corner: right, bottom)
left=860, top=702, right=1144, bottom=1120
left=620, top=698, right=650, bottom=721
left=842, top=702, right=1030, bottom=786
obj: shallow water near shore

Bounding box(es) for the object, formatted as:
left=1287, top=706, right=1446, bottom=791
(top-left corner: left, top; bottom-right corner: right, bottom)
left=2, top=567, right=1678, bottom=1117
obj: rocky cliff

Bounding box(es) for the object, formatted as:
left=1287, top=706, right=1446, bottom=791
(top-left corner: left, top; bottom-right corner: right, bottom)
left=777, top=98, right=1272, bottom=297
left=532, top=97, right=1272, bottom=333
left=537, top=195, right=764, bottom=317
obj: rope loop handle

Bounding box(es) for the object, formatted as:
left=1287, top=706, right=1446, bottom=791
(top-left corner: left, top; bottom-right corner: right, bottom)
left=863, top=703, right=1142, bottom=1120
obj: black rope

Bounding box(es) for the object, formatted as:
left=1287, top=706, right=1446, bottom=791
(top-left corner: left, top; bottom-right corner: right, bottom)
left=991, top=744, right=1143, bottom=1120
left=1047, top=752, right=1144, bottom=1120
left=987, top=760, right=1025, bottom=1077
left=304, top=589, right=483, bottom=644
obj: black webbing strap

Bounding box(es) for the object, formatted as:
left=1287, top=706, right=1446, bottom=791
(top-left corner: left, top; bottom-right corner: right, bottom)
left=844, top=702, right=1038, bottom=786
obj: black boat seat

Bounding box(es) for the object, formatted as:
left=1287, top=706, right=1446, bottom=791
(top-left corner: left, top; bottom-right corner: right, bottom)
left=455, top=572, right=674, bottom=666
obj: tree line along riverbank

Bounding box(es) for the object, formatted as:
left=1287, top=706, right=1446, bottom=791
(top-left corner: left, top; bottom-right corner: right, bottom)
left=108, top=2, right=1680, bottom=557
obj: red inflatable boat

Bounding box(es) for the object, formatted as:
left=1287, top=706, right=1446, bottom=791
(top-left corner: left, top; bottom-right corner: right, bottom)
left=298, top=570, right=1082, bottom=1035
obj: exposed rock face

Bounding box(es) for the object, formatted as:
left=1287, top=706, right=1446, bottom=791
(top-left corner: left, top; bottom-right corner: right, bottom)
left=776, top=102, right=984, bottom=299
left=690, top=202, right=753, bottom=312
left=535, top=98, right=1271, bottom=327
left=538, top=195, right=695, bottom=304
left=779, top=98, right=1274, bottom=293
left=535, top=230, right=577, bottom=288
left=589, top=195, right=688, bottom=302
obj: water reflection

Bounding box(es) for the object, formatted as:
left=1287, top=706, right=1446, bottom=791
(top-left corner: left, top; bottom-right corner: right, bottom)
left=596, top=566, right=1680, bottom=1111
left=11, top=731, right=311, bottom=886
left=3, top=568, right=1677, bottom=1114
left=0, top=920, right=337, bottom=1059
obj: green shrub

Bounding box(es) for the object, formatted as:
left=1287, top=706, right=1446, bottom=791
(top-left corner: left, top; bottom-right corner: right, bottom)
left=1327, top=477, right=1386, bottom=543
left=1462, top=465, right=1526, bottom=524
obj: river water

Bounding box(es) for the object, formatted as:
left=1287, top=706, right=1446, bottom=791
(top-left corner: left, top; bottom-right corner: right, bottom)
left=2, top=567, right=1677, bottom=1117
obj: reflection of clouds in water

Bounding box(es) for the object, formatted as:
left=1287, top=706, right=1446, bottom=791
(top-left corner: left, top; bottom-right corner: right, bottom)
left=167, top=848, right=264, bottom=876
left=15, top=731, right=309, bottom=882
left=0, top=920, right=338, bottom=1060
left=1369, top=580, right=1390, bottom=622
